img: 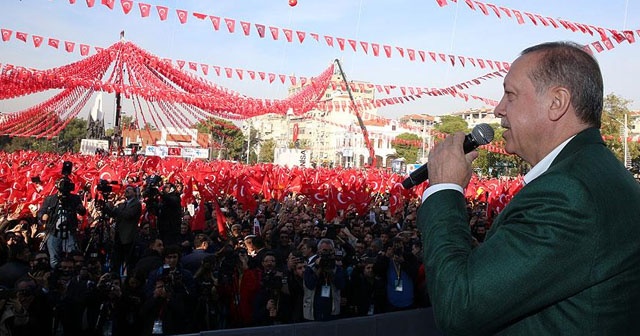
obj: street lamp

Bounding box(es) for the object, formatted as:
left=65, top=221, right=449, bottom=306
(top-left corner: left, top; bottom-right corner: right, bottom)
left=611, top=113, right=630, bottom=168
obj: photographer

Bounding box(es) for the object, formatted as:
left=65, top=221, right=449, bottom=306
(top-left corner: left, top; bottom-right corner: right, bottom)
left=374, top=237, right=419, bottom=313
left=302, top=238, right=345, bottom=321
left=254, top=252, right=287, bottom=325
left=143, top=245, right=195, bottom=335
left=103, top=185, right=142, bottom=276
left=38, top=165, right=87, bottom=269
left=157, top=183, right=182, bottom=248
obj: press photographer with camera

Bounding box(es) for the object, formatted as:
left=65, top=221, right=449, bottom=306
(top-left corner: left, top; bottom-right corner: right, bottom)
left=156, top=183, right=183, bottom=248
left=373, top=236, right=420, bottom=313
left=37, top=161, right=87, bottom=269
left=102, top=185, right=142, bottom=277
left=302, top=238, right=346, bottom=321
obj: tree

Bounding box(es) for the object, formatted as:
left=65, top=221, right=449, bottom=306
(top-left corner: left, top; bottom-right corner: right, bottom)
left=435, top=115, right=469, bottom=134
left=259, top=139, right=275, bottom=163
left=601, top=93, right=639, bottom=165
left=193, top=118, right=245, bottom=161
left=57, top=118, right=87, bottom=153
left=392, top=133, right=421, bottom=164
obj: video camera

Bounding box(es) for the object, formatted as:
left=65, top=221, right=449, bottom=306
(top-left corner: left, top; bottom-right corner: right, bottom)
left=142, top=175, right=163, bottom=214
left=56, top=161, right=75, bottom=196
left=318, top=251, right=336, bottom=270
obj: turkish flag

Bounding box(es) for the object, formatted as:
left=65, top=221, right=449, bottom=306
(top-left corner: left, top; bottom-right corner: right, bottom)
left=324, top=35, right=334, bottom=47
left=383, top=45, right=392, bottom=57
left=209, top=16, right=221, bottom=30
left=292, top=123, right=299, bottom=143
left=256, top=24, right=265, bottom=38
left=138, top=3, right=151, bottom=17
left=224, top=18, right=235, bottom=33
left=283, top=29, right=293, bottom=42
left=16, top=32, right=27, bottom=42
left=200, top=64, right=209, bottom=75
left=48, top=38, right=59, bottom=49
left=86, top=0, right=96, bottom=7
left=120, top=0, right=133, bottom=14
left=176, top=9, right=188, bottom=24
left=80, top=44, right=90, bottom=56
left=297, top=31, right=306, bottom=43
left=270, top=26, right=279, bottom=40
left=336, top=37, right=345, bottom=50
left=435, top=0, right=447, bottom=7
left=156, top=6, right=169, bottom=20
left=1, top=29, right=12, bottom=41
left=241, top=21, right=251, bottom=35
left=32, top=35, right=43, bottom=47
left=64, top=41, right=75, bottom=53
left=372, top=43, right=380, bottom=56
left=101, top=0, right=115, bottom=9
left=360, top=41, right=369, bottom=54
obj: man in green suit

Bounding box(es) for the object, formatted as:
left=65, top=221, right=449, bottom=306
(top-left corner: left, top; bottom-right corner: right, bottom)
left=418, top=41, right=640, bottom=335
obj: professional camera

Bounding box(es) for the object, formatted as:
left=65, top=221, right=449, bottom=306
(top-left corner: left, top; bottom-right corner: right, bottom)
left=318, top=251, right=336, bottom=270
left=262, top=270, right=283, bottom=291
left=56, top=161, right=75, bottom=196
left=142, top=175, right=162, bottom=214
left=96, top=179, right=114, bottom=194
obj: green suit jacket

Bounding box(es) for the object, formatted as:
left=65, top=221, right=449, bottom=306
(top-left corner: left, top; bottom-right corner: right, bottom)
left=418, top=128, right=640, bottom=335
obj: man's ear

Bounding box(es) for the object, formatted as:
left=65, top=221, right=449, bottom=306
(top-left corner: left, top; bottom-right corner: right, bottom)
left=548, top=86, right=571, bottom=121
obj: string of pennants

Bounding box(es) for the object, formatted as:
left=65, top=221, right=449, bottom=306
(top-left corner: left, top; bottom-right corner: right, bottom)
left=435, top=0, right=639, bottom=54
left=0, top=26, right=503, bottom=106
left=58, top=0, right=515, bottom=68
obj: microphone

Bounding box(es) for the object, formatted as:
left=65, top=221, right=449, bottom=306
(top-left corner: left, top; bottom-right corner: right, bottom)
left=402, top=123, right=494, bottom=189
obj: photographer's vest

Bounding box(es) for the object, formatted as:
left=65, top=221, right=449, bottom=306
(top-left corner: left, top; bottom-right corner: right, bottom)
left=302, top=275, right=341, bottom=320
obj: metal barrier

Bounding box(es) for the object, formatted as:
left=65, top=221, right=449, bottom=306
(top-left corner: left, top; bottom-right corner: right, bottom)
left=192, top=308, right=443, bottom=336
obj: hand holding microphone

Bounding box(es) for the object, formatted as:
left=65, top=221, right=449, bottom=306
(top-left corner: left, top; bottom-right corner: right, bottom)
left=402, top=123, right=494, bottom=189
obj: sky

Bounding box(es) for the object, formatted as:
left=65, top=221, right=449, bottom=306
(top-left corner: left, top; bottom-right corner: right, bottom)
left=0, top=0, right=638, bottom=125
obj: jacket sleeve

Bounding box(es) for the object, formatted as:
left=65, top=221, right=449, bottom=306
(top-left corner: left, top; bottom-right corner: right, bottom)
left=418, top=174, right=599, bottom=335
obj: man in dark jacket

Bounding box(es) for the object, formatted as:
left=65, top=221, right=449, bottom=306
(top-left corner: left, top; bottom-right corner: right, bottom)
left=105, top=185, right=142, bottom=276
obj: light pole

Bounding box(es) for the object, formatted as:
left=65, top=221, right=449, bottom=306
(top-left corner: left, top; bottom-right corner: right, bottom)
left=611, top=113, right=630, bottom=168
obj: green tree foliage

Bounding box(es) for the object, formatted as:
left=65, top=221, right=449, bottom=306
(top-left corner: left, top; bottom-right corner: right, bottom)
left=259, top=138, right=275, bottom=163
left=194, top=118, right=245, bottom=161
left=392, top=132, right=421, bottom=164
left=57, top=118, right=87, bottom=153
left=601, top=93, right=638, bottom=165
left=435, top=115, right=470, bottom=134
left=0, top=117, right=86, bottom=153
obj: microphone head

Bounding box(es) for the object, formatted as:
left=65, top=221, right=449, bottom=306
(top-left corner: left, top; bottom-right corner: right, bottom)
left=471, top=123, right=494, bottom=145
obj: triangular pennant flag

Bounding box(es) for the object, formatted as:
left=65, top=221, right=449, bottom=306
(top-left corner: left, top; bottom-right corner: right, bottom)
left=347, top=39, right=357, bottom=51
left=256, top=24, right=266, bottom=38
left=279, top=74, right=286, bottom=84
left=32, top=35, right=43, bottom=47
left=534, top=14, right=548, bottom=26
left=310, top=32, right=319, bottom=41
left=372, top=43, right=380, bottom=56
left=64, top=41, right=75, bottom=53
left=464, top=0, right=475, bottom=10
left=213, top=66, right=220, bottom=76
left=209, top=16, right=220, bottom=30
left=360, top=41, right=369, bottom=54
left=101, top=0, right=115, bottom=9
left=1, top=29, right=12, bottom=42
left=248, top=70, right=255, bottom=80
left=435, top=0, right=447, bottom=7
left=336, top=37, right=345, bottom=50
left=224, top=67, right=232, bottom=78
left=324, top=35, right=334, bottom=47
left=224, top=18, right=235, bottom=33
left=188, top=62, right=197, bottom=71
left=86, top=0, right=96, bottom=7
left=418, top=50, right=426, bottom=62
left=499, top=6, right=512, bottom=18
left=429, top=51, right=437, bottom=62
left=236, top=69, right=244, bottom=80
left=623, top=30, right=635, bottom=44
left=297, top=31, right=306, bottom=43
left=192, top=12, right=207, bottom=20
left=138, top=3, right=151, bottom=17
left=156, top=6, right=169, bottom=21
left=396, top=46, right=405, bottom=57
left=383, top=45, right=392, bottom=57
left=258, top=71, right=266, bottom=80
left=16, top=32, right=27, bottom=42
left=283, top=28, right=293, bottom=42
left=270, top=26, right=279, bottom=40
left=407, top=48, right=416, bottom=61
left=268, top=73, right=275, bottom=83
left=603, top=38, right=614, bottom=50
left=289, top=76, right=296, bottom=85
left=591, top=41, right=604, bottom=53
left=476, top=2, right=489, bottom=15
left=176, top=60, right=185, bottom=69
left=120, top=0, right=133, bottom=14
left=200, top=64, right=209, bottom=75
left=176, top=9, right=188, bottom=24
left=241, top=21, right=251, bottom=36
left=524, top=12, right=537, bottom=25
left=487, top=4, right=500, bottom=17
left=512, top=10, right=524, bottom=24
left=80, top=44, right=90, bottom=56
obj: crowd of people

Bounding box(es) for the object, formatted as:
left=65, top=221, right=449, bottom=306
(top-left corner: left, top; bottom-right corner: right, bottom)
left=0, top=166, right=496, bottom=335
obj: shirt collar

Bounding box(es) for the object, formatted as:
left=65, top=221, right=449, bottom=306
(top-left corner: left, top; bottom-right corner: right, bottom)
left=523, top=135, right=575, bottom=185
